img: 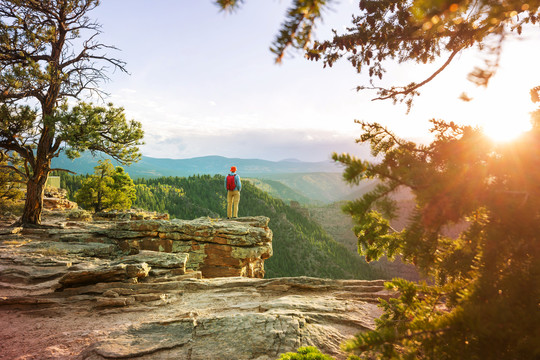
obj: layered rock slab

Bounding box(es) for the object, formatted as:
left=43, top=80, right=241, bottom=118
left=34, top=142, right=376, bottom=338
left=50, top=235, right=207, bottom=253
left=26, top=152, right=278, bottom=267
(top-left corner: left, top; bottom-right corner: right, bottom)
left=110, top=216, right=273, bottom=278
left=3, top=215, right=273, bottom=279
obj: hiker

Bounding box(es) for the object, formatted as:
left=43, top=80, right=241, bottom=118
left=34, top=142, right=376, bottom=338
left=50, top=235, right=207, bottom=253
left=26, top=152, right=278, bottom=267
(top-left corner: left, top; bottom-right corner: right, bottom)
left=225, top=166, right=242, bottom=218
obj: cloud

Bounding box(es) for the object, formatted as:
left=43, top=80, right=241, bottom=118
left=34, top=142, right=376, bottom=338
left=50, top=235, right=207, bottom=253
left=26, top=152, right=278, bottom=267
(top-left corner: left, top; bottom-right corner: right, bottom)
left=140, top=128, right=370, bottom=162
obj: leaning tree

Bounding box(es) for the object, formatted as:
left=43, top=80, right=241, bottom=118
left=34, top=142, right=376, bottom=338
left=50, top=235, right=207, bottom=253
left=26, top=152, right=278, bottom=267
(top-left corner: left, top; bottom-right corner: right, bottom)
left=0, top=0, right=143, bottom=226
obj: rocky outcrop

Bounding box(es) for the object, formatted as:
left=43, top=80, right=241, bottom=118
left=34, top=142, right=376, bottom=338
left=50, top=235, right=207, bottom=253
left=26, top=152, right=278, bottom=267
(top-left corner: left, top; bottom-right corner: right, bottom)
left=110, top=216, right=273, bottom=278
left=7, top=215, right=273, bottom=279
left=43, top=187, right=78, bottom=211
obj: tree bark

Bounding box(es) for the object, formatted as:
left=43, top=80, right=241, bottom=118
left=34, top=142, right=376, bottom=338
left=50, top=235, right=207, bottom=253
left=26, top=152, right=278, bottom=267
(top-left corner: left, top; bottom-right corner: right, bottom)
left=20, top=166, right=49, bottom=225
left=96, top=189, right=102, bottom=213
left=19, top=125, right=54, bottom=226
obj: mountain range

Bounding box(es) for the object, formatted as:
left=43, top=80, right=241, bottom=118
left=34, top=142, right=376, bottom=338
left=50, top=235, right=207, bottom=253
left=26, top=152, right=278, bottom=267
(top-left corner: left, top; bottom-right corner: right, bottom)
left=52, top=153, right=368, bottom=204
left=52, top=153, right=343, bottom=178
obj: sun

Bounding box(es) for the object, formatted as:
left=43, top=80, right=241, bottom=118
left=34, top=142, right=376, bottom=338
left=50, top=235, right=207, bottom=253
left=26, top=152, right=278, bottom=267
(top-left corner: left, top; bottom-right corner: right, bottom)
left=482, top=120, right=531, bottom=143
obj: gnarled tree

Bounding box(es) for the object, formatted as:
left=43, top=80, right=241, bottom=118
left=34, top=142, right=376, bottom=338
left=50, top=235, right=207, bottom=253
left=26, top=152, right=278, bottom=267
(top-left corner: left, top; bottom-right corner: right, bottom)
left=0, top=0, right=143, bottom=225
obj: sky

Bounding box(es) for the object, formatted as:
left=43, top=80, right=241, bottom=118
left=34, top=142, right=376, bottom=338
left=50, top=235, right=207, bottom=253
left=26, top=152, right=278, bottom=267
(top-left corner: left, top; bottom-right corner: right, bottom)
left=85, top=1, right=540, bottom=162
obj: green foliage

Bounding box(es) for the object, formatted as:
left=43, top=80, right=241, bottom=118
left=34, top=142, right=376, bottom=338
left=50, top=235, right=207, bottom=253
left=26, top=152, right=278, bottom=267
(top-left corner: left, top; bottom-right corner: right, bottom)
left=75, top=160, right=136, bottom=213
left=215, top=0, right=244, bottom=12
left=110, top=166, right=138, bottom=209
left=269, top=0, right=332, bottom=63
left=57, top=102, right=143, bottom=165
left=333, top=116, right=540, bottom=359
left=278, top=346, right=335, bottom=360
left=0, top=151, right=24, bottom=202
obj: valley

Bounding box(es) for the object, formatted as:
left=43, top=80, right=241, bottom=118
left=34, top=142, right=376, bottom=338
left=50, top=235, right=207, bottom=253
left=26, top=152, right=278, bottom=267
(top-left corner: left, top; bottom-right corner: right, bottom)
left=56, top=154, right=423, bottom=282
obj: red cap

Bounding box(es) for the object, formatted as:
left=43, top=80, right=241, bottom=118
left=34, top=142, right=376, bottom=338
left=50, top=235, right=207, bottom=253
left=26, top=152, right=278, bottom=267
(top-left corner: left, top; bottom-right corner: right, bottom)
left=230, top=166, right=237, bottom=172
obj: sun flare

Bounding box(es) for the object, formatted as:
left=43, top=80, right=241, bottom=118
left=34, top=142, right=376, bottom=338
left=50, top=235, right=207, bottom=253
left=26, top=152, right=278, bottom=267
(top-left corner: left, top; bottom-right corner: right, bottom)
left=483, top=121, right=531, bottom=143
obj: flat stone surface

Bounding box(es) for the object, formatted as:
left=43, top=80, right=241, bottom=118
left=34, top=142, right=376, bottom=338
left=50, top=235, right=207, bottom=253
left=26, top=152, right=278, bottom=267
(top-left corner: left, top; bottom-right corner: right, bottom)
left=0, top=272, right=390, bottom=360
left=0, top=213, right=393, bottom=360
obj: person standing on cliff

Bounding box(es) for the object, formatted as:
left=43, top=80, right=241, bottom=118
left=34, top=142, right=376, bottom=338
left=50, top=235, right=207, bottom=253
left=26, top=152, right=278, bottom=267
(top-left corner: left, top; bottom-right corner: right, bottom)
left=225, top=166, right=242, bottom=219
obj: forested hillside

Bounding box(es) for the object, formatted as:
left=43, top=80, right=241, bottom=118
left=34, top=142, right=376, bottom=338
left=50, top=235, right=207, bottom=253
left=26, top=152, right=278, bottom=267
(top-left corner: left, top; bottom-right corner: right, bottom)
left=308, top=201, right=421, bottom=282
left=52, top=153, right=366, bottom=204
left=61, top=173, right=383, bottom=280
left=245, top=178, right=313, bottom=204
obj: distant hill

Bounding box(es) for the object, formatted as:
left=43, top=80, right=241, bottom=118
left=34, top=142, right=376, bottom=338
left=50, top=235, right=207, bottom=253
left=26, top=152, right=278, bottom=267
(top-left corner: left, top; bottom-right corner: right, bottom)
left=246, top=173, right=367, bottom=205
left=52, top=153, right=342, bottom=178
left=52, top=153, right=370, bottom=204
left=260, top=172, right=371, bottom=204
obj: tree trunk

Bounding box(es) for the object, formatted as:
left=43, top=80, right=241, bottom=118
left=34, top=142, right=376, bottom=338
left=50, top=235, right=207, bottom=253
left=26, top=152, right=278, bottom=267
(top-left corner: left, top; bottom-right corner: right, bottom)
left=95, top=189, right=102, bottom=213
left=19, top=126, right=53, bottom=226
left=20, top=169, right=49, bottom=225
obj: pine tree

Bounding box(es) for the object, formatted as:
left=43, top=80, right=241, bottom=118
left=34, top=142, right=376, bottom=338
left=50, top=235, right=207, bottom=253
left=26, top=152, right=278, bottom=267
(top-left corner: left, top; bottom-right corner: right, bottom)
left=75, top=160, right=136, bottom=213
left=109, top=166, right=137, bottom=211
left=333, top=99, right=540, bottom=359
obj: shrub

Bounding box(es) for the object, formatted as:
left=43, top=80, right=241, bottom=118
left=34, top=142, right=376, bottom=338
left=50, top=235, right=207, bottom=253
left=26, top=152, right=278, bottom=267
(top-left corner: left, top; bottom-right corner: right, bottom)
left=66, top=209, right=92, bottom=222
left=278, top=346, right=335, bottom=360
